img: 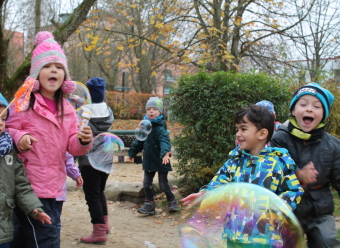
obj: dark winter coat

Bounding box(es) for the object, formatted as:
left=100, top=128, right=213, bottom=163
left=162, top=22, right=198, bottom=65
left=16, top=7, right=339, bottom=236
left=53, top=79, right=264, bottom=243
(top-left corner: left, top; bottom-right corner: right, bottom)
left=128, top=117, right=171, bottom=172
left=271, top=125, right=340, bottom=220
left=0, top=148, right=43, bottom=244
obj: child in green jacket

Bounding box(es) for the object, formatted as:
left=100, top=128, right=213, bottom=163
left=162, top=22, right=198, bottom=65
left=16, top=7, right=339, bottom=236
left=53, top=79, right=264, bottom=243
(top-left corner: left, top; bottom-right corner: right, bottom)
left=128, top=97, right=177, bottom=215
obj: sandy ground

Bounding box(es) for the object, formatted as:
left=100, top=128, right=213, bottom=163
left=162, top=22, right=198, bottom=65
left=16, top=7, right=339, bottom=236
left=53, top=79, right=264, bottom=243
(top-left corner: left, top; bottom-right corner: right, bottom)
left=60, top=161, right=183, bottom=248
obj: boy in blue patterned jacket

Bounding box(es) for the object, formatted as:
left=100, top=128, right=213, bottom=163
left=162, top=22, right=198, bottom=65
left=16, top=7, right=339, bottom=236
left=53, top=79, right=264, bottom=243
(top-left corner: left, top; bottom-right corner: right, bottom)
left=182, top=104, right=304, bottom=248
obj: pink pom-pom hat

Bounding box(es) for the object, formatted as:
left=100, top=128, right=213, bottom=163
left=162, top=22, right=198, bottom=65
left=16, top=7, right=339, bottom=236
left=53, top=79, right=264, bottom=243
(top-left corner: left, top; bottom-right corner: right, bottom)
left=28, top=31, right=75, bottom=94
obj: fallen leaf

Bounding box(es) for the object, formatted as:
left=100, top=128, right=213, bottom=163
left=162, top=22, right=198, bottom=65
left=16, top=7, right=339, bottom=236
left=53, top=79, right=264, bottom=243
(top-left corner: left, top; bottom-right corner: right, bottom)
left=154, top=220, right=163, bottom=224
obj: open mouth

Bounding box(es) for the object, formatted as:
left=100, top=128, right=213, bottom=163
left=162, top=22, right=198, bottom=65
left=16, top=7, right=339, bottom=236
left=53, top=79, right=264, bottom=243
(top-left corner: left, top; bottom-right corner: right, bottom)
left=48, top=77, right=58, bottom=83
left=303, top=117, right=314, bottom=125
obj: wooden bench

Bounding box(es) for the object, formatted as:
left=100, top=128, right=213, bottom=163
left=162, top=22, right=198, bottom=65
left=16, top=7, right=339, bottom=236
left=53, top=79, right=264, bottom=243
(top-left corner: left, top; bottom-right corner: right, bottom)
left=108, top=130, right=142, bottom=163
left=108, top=129, right=170, bottom=163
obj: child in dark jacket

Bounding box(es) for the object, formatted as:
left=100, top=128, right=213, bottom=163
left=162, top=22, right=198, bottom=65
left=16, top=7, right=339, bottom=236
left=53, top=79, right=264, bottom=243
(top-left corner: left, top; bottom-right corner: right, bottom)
left=78, top=77, right=114, bottom=245
left=270, top=82, right=340, bottom=248
left=127, top=97, right=177, bottom=215
left=182, top=105, right=304, bottom=248
left=0, top=93, right=51, bottom=247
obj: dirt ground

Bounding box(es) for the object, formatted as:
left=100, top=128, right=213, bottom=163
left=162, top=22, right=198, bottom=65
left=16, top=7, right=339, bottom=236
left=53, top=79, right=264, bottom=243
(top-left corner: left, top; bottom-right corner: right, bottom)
left=60, top=161, right=183, bottom=248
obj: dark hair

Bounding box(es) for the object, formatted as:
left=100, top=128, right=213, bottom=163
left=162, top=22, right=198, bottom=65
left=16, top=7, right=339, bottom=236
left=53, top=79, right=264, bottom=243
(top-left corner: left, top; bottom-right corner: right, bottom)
left=235, top=104, right=274, bottom=143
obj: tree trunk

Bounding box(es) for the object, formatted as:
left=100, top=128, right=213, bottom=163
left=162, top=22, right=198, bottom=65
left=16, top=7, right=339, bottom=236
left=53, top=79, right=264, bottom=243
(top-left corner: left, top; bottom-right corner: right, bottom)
left=35, top=0, right=42, bottom=34
left=4, top=0, right=97, bottom=98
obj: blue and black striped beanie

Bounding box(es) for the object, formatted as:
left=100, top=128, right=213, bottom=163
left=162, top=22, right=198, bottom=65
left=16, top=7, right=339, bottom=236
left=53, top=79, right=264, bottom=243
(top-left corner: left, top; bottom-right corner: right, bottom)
left=289, top=82, right=334, bottom=121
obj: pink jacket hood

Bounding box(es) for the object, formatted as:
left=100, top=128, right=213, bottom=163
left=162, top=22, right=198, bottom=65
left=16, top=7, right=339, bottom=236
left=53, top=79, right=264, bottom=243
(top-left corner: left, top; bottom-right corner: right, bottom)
left=6, top=92, right=92, bottom=198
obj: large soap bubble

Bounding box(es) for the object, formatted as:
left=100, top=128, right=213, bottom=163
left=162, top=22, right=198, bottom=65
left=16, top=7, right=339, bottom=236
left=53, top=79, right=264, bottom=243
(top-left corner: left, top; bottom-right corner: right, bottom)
left=88, top=132, right=125, bottom=173
left=179, top=183, right=305, bottom=248
left=135, top=120, right=152, bottom=141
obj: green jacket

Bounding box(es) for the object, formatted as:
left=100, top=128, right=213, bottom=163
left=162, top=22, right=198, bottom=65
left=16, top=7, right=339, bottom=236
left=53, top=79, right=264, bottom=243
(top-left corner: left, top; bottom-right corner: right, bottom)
left=128, top=117, right=172, bottom=172
left=0, top=148, right=43, bottom=244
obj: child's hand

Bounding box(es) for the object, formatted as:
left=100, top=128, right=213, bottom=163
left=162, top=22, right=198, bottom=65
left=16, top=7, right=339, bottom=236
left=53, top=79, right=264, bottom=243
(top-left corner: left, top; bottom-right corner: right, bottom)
left=69, top=95, right=80, bottom=102
left=33, top=210, right=52, bottom=224
left=181, top=192, right=205, bottom=207
left=80, top=126, right=93, bottom=143
left=162, top=152, right=171, bottom=164
left=75, top=176, right=83, bottom=187
left=18, top=135, right=38, bottom=151
left=297, top=161, right=318, bottom=186
left=126, top=157, right=134, bottom=163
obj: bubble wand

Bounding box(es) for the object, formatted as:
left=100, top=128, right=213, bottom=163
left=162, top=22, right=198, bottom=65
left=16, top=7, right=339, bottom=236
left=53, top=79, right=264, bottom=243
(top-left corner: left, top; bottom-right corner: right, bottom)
left=0, top=78, right=35, bottom=117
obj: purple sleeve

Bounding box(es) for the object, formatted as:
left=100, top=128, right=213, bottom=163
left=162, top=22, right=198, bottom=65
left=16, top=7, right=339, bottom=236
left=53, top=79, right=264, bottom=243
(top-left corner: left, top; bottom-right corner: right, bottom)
left=65, top=152, right=81, bottom=180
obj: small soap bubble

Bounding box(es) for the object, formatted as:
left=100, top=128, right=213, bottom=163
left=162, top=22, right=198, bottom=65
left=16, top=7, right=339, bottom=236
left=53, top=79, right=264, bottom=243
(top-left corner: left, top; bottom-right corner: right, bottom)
left=138, top=120, right=152, bottom=134
left=135, top=128, right=149, bottom=141
left=135, top=120, right=152, bottom=141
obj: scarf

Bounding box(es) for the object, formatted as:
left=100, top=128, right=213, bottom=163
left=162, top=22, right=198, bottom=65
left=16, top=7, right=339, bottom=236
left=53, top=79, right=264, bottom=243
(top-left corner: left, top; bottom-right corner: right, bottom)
left=143, top=114, right=164, bottom=123
left=0, top=131, right=13, bottom=157
left=288, top=116, right=325, bottom=141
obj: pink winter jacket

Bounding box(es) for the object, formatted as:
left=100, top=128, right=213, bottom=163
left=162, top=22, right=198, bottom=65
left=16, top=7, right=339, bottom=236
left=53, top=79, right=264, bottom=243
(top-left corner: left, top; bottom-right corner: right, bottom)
left=6, top=92, right=92, bottom=198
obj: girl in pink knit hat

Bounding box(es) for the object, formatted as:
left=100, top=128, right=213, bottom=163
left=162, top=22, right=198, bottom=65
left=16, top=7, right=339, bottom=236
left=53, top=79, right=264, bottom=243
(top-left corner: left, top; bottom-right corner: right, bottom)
left=6, top=31, right=93, bottom=248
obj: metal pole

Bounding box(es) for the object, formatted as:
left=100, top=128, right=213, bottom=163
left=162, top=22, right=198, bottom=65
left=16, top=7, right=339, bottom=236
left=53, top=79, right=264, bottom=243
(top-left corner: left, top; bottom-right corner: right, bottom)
left=122, top=69, right=125, bottom=103
left=122, top=69, right=125, bottom=92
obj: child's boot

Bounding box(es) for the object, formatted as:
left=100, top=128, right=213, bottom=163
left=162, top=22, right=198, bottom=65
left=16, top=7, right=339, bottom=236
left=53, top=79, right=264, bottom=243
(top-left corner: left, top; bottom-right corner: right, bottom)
left=103, top=215, right=111, bottom=234
left=168, top=199, right=178, bottom=212
left=80, top=224, right=107, bottom=245
left=137, top=201, right=156, bottom=215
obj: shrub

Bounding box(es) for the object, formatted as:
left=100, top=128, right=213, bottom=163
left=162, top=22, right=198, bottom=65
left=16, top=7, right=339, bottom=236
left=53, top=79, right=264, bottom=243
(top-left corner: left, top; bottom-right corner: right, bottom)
left=169, top=71, right=291, bottom=194
left=322, top=79, right=340, bottom=139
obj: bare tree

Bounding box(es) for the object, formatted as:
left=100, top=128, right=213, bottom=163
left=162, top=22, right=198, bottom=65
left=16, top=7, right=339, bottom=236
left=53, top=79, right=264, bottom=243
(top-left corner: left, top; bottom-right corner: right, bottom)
left=66, top=0, right=192, bottom=93
left=0, top=0, right=97, bottom=98
left=189, top=0, right=315, bottom=72
left=286, top=0, right=340, bottom=82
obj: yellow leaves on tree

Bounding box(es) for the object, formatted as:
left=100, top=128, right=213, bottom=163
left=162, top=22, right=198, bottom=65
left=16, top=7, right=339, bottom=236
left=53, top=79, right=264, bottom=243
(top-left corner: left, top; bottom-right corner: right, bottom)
left=234, top=17, right=242, bottom=26
left=119, top=10, right=128, bottom=17
left=155, top=22, right=165, bottom=29
left=84, top=34, right=99, bottom=52
left=222, top=51, right=235, bottom=61
left=103, top=39, right=110, bottom=45
left=117, top=45, right=124, bottom=51
left=128, top=37, right=140, bottom=48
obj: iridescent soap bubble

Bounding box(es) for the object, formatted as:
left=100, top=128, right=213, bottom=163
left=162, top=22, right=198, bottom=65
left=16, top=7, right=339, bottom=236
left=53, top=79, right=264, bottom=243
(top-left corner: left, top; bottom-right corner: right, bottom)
left=138, top=120, right=152, bottom=134
left=135, top=120, right=152, bottom=141
left=179, top=183, right=305, bottom=248
left=88, top=132, right=124, bottom=173
left=68, top=81, right=92, bottom=111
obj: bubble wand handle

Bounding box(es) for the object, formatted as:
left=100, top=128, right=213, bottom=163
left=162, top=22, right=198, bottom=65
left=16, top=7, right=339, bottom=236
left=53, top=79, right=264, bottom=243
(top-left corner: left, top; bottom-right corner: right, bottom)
left=0, top=98, right=15, bottom=118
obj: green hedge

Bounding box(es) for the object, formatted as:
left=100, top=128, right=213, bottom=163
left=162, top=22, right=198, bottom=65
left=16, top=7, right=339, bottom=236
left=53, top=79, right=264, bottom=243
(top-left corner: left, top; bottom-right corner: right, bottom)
left=169, top=71, right=291, bottom=194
